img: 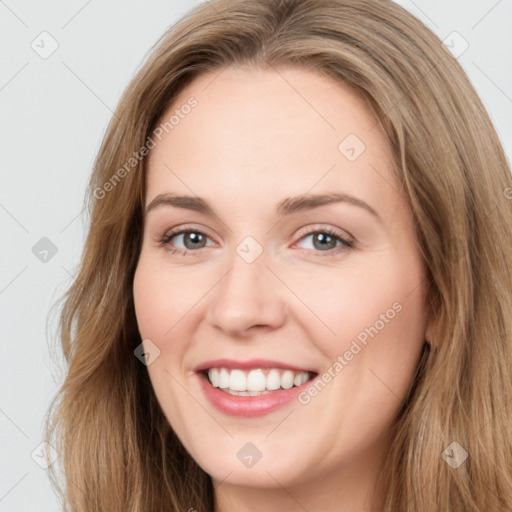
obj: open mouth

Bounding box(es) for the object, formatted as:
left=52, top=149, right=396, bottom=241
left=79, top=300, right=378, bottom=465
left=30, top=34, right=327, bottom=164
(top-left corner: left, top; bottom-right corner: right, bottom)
left=201, top=367, right=318, bottom=396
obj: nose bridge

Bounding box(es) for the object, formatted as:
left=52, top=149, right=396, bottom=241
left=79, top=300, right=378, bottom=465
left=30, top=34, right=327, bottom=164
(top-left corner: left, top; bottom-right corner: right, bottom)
left=206, top=237, right=286, bottom=335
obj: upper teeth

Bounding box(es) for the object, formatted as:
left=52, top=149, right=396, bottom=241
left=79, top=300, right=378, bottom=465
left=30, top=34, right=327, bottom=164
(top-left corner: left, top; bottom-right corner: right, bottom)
left=207, top=367, right=311, bottom=392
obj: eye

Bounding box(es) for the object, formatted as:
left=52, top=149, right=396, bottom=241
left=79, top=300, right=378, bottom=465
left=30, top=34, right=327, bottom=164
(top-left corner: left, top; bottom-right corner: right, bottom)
left=158, top=225, right=354, bottom=257
left=294, top=228, right=353, bottom=257
left=159, top=227, right=215, bottom=256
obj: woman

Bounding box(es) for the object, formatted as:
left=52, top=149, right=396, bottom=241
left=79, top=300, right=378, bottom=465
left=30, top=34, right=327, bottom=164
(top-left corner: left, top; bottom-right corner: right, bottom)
left=44, top=0, right=512, bottom=510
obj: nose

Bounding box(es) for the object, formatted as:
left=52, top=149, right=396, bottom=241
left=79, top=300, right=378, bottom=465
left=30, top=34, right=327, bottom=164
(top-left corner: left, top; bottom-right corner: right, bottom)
left=205, top=246, right=287, bottom=338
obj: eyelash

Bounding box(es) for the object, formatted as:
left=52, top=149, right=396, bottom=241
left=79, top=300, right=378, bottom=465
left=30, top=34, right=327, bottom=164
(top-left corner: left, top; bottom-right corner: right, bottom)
left=158, top=226, right=354, bottom=258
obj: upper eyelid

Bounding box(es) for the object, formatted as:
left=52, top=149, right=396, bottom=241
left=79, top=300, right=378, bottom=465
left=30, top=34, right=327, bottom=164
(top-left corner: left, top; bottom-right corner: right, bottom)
left=162, top=223, right=351, bottom=236
left=162, top=224, right=216, bottom=241
left=295, top=224, right=353, bottom=241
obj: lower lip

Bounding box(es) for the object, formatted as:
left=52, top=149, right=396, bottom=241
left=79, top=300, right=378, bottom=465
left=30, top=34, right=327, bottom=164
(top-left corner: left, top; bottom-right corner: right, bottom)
left=197, top=372, right=313, bottom=417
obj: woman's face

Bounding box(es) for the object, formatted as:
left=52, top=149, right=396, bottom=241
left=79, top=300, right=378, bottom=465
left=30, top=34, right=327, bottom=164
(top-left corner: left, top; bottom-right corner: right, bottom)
left=133, top=66, right=432, bottom=501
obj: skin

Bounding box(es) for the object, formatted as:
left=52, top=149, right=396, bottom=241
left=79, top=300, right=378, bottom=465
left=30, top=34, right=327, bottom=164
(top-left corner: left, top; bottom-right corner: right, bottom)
left=133, top=65, right=433, bottom=512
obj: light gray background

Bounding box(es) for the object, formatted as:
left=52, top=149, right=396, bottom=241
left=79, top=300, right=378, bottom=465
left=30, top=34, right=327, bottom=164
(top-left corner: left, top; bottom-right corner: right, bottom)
left=1, top=1, right=511, bottom=510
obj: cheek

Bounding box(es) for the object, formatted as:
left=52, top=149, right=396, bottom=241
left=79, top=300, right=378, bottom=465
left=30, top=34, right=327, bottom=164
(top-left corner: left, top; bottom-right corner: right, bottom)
left=283, top=253, right=426, bottom=358
left=317, top=255, right=427, bottom=399
left=132, top=255, right=216, bottom=377
left=132, top=260, right=190, bottom=414
left=133, top=265, right=166, bottom=339
left=133, top=256, right=195, bottom=341
left=294, top=257, right=426, bottom=423
left=132, top=258, right=182, bottom=362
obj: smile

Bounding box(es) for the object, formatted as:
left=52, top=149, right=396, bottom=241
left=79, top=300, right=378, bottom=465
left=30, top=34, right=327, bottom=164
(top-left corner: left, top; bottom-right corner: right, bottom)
left=195, top=359, right=319, bottom=417
left=204, top=367, right=314, bottom=395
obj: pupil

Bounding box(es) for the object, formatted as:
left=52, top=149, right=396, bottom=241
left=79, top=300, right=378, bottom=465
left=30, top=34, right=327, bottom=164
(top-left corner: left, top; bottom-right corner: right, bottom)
left=186, top=232, right=204, bottom=249
left=315, top=233, right=335, bottom=250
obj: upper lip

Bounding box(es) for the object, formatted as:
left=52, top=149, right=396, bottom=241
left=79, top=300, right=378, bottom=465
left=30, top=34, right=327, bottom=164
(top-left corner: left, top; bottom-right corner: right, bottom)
left=194, top=358, right=317, bottom=373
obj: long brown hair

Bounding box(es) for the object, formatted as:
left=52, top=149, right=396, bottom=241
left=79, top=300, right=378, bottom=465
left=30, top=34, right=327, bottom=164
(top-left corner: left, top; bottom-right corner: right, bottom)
left=44, top=0, right=512, bottom=510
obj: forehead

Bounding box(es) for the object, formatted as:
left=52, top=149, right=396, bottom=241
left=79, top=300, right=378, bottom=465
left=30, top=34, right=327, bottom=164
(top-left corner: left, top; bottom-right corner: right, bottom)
left=145, top=65, right=400, bottom=218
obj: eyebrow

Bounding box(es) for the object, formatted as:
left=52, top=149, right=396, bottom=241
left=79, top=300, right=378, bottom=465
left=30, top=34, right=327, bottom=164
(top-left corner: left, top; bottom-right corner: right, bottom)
left=145, top=192, right=382, bottom=223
